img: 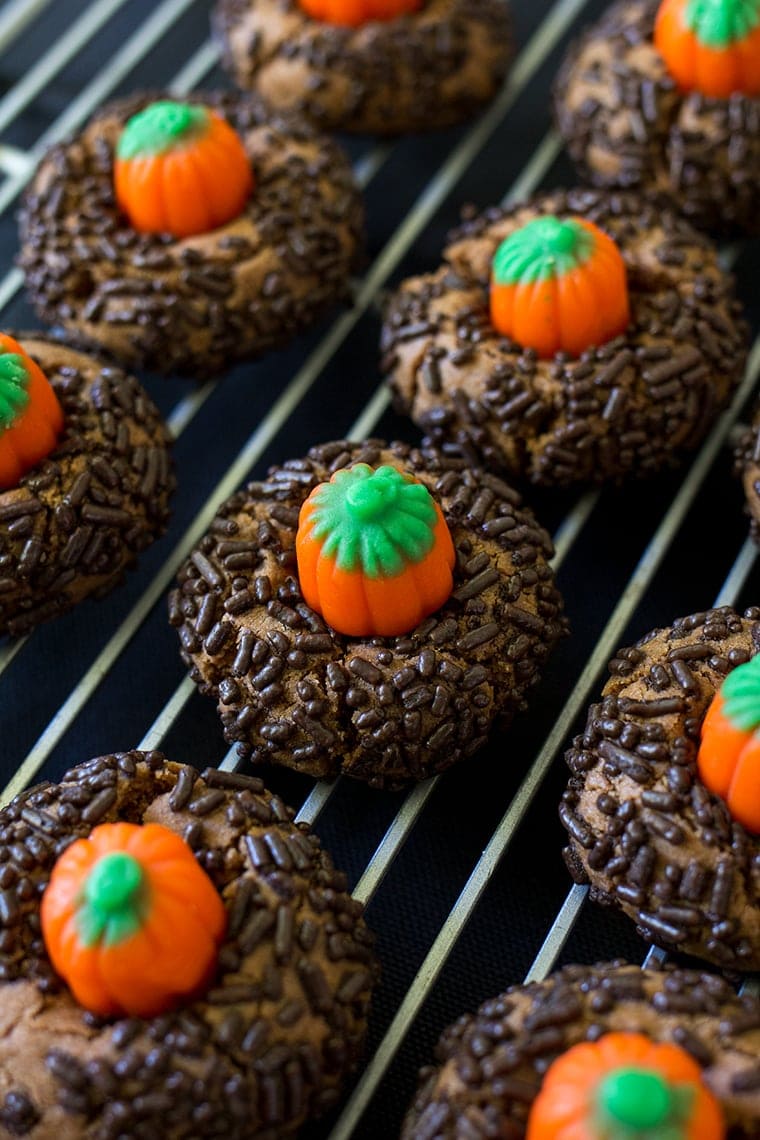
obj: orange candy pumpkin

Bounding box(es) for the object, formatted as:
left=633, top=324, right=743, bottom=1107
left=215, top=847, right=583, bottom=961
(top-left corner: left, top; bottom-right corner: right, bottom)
left=114, top=100, right=253, bottom=239
left=526, top=1031, right=725, bottom=1140
left=296, top=463, right=455, bottom=637
left=490, top=215, right=630, bottom=359
left=697, top=654, right=760, bottom=833
left=41, top=821, right=226, bottom=1017
left=655, top=0, right=760, bottom=99
left=0, top=334, right=63, bottom=490
left=298, top=0, right=421, bottom=27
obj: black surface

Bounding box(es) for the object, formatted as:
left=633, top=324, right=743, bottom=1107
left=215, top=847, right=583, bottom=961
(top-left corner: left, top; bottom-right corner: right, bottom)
left=0, top=1, right=758, bottom=1137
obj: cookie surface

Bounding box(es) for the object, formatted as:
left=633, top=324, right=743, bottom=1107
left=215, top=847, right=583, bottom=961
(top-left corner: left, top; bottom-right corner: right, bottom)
left=401, top=961, right=760, bottom=1138
left=735, top=410, right=760, bottom=544
left=0, top=751, right=376, bottom=1138
left=383, top=189, right=747, bottom=487
left=169, top=439, right=566, bottom=789
left=554, top=0, right=760, bottom=235
left=562, top=606, right=760, bottom=971
left=0, top=336, right=173, bottom=638
left=18, top=92, right=363, bottom=378
left=214, top=0, right=512, bottom=135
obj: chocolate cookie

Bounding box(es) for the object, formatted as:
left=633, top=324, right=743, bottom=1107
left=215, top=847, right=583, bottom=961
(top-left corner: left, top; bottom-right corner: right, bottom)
left=0, top=750, right=377, bottom=1138
left=735, top=410, right=760, bottom=543
left=0, top=335, right=173, bottom=638
left=169, top=439, right=567, bottom=789
left=213, top=0, right=512, bottom=135
left=401, top=961, right=760, bottom=1138
left=383, top=189, right=747, bottom=487
left=562, top=606, right=760, bottom=972
left=553, top=0, right=760, bottom=236
left=18, top=91, right=363, bottom=378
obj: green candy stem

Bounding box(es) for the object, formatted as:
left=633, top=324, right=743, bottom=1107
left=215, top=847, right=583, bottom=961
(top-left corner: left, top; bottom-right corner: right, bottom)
left=77, top=851, right=147, bottom=947
left=596, top=1066, right=695, bottom=1139
left=116, top=100, right=210, bottom=160
left=0, top=353, right=30, bottom=431
left=308, top=464, right=439, bottom=579
left=719, top=653, right=760, bottom=733
left=491, top=215, right=596, bottom=287
left=684, top=0, right=760, bottom=47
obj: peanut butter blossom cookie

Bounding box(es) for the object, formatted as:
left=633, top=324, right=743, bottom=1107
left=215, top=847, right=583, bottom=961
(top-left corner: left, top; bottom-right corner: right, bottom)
left=213, top=0, right=512, bottom=135
left=383, top=189, right=746, bottom=486
left=401, top=962, right=760, bottom=1138
left=562, top=606, right=760, bottom=971
left=0, top=751, right=376, bottom=1137
left=554, top=0, right=760, bottom=235
left=18, top=93, right=363, bottom=377
left=0, top=334, right=173, bottom=637
left=169, top=439, right=566, bottom=788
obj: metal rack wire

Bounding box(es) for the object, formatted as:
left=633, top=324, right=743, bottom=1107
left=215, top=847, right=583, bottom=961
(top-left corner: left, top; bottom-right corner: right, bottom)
left=0, top=0, right=758, bottom=1136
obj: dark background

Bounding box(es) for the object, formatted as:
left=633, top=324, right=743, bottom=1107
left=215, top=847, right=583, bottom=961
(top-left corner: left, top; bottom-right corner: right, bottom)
left=0, top=0, right=758, bottom=1135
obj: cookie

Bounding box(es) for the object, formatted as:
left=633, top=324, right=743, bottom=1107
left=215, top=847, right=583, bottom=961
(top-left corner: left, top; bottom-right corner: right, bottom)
left=735, top=410, right=760, bottom=543
left=562, top=606, right=760, bottom=972
left=0, top=750, right=377, bottom=1138
left=169, top=439, right=567, bottom=789
left=553, top=0, right=760, bottom=236
left=213, top=0, right=512, bottom=135
left=18, top=92, right=363, bottom=378
left=401, top=961, right=760, bottom=1138
left=382, top=189, right=747, bottom=487
left=0, top=334, right=173, bottom=638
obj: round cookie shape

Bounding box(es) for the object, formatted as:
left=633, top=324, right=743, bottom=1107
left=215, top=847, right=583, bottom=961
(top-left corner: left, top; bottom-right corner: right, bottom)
left=562, top=606, right=760, bottom=971
left=213, top=0, right=512, bottom=135
left=18, top=91, right=364, bottom=378
left=0, top=335, right=174, bottom=638
left=0, top=751, right=377, bottom=1138
left=553, top=0, right=760, bottom=235
left=169, top=439, right=567, bottom=789
left=382, top=189, right=747, bottom=487
left=400, top=962, right=760, bottom=1138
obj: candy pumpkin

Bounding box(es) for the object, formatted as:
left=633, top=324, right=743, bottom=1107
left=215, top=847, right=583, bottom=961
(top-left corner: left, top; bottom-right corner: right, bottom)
left=490, top=215, right=630, bottom=359
left=526, top=1031, right=725, bottom=1140
left=697, top=654, right=760, bottom=833
left=41, top=821, right=226, bottom=1017
left=297, top=0, right=421, bottom=27
left=114, top=100, right=253, bottom=239
left=654, top=0, right=760, bottom=98
left=295, top=463, right=455, bottom=637
left=0, top=334, right=63, bottom=490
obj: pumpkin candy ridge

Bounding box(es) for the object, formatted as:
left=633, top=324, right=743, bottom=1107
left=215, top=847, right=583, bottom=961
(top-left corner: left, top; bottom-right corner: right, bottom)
left=0, top=334, right=64, bottom=490
left=114, top=100, right=254, bottom=239
left=295, top=464, right=455, bottom=638
left=654, top=0, right=760, bottom=97
left=41, top=821, right=227, bottom=1018
left=526, top=1031, right=725, bottom=1140
left=489, top=215, right=630, bottom=360
left=297, top=0, right=422, bottom=28
left=697, top=653, right=760, bottom=833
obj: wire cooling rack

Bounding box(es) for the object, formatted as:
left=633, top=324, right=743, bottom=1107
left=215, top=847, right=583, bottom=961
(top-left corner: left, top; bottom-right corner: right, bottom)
left=0, top=0, right=758, bottom=1136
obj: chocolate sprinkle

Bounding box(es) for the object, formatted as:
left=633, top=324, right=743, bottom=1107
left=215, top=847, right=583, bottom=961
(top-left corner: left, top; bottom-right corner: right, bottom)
left=0, top=752, right=377, bottom=1138
left=169, top=439, right=567, bottom=788
left=382, top=189, right=747, bottom=486
left=0, top=336, right=174, bottom=637
left=563, top=606, right=760, bottom=970
left=213, top=0, right=512, bottom=136
left=18, top=91, right=364, bottom=377
left=401, top=962, right=760, bottom=1138
left=553, top=0, right=760, bottom=236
